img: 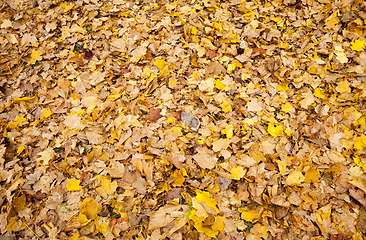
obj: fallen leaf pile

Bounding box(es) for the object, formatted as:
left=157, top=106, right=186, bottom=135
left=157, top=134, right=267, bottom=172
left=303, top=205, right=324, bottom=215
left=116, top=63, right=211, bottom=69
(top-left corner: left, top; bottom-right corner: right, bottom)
left=1, top=0, right=366, bottom=239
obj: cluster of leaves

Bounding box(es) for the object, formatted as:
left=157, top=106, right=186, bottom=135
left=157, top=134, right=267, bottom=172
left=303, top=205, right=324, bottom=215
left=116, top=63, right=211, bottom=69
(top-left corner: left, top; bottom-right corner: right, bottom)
left=1, top=0, right=366, bottom=239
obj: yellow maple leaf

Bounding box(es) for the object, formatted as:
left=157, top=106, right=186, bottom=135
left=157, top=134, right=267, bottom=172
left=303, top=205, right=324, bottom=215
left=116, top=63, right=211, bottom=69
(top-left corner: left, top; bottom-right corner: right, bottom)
left=69, top=232, right=80, bottom=240
left=213, top=22, right=223, bottom=32
left=284, top=128, right=292, bottom=136
left=17, top=145, right=25, bottom=154
left=191, top=26, right=199, bottom=35
left=214, top=79, right=228, bottom=91
left=353, top=156, right=366, bottom=170
left=96, top=176, right=117, bottom=197
left=154, top=58, right=166, bottom=69
left=7, top=114, right=26, bottom=129
left=230, top=166, right=246, bottom=180
left=220, top=100, right=232, bottom=113
left=314, top=88, right=326, bottom=99
left=267, top=122, right=283, bottom=137
left=167, top=116, right=176, bottom=124
left=67, top=179, right=82, bottom=191
left=194, top=221, right=219, bottom=238
left=240, top=209, right=259, bottom=222
left=169, top=78, right=177, bottom=88
left=351, top=39, right=364, bottom=51
left=188, top=207, right=221, bottom=237
left=186, top=207, right=222, bottom=238
left=325, top=12, right=339, bottom=29
left=281, top=102, right=293, bottom=113
left=196, top=191, right=219, bottom=213
left=334, top=46, right=348, bottom=63
left=222, top=124, right=233, bottom=139
left=335, top=81, right=351, bottom=94
left=171, top=169, right=186, bottom=187
left=6, top=122, right=18, bottom=129
left=277, top=83, right=289, bottom=92
left=80, top=198, right=101, bottom=219
left=212, top=215, right=226, bottom=235
left=60, top=1, right=74, bottom=12
left=227, top=60, right=242, bottom=74
left=354, top=134, right=366, bottom=151
left=276, top=160, right=287, bottom=175
left=40, top=108, right=52, bottom=120
left=286, top=170, right=305, bottom=185
left=77, top=213, right=89, bottom=225
left=94, top=217, right=108, bottom=235
left=304, top=167, right=320, bottom=184
left=28, top=50, right=42, bottom=65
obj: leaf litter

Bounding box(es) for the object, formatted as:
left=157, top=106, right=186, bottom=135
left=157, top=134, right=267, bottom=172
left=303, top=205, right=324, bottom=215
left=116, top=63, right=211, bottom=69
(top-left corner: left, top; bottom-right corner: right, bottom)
left=1, top=0, right=366, bottom=239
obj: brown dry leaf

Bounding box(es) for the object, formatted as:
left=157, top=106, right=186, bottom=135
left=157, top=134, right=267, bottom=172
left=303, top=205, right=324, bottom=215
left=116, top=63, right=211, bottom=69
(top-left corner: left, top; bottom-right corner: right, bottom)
left=212, top=139, right=231, bottom=152
left=148, top=206, right=181, bottom=231
left=64, top=114, right=85, bottom=130
left=299, top=90, right=316, bottom=109
left=106, top=159, right=125, bottom=178
left=0, top=145, right=5, bottom=169
left=146, top=108, right=163, bottom=122
left=247, top=99, right=263, bottom=112
left=217, top=176, right=231, bottom=191
left=81, top=92, right=102, bottom=108
left=206, top=62, right=225, bottom=75
left=37, top=148, right=55, bottom=166
left=356, top=207, right=366, bottom=235
left=193, top=147, right=218, bottom=170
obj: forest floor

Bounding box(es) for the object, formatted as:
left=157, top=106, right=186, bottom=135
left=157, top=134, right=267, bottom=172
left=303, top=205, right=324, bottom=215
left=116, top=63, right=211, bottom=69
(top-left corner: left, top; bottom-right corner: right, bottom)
left=1, top=0, right=366, bottom=239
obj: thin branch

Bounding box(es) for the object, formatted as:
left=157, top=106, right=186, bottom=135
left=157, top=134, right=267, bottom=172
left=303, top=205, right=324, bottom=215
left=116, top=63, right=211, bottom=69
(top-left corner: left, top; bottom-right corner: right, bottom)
left=22, top=219, right=40, bottom=240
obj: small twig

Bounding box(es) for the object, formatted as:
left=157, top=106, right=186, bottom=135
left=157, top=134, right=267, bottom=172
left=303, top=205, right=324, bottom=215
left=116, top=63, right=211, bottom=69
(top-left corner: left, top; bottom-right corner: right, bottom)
left=22, top=219, right=40, bottom=240
left=65, top=210, right=79, bottom=223
left=59, top=210, right=79, bottom=232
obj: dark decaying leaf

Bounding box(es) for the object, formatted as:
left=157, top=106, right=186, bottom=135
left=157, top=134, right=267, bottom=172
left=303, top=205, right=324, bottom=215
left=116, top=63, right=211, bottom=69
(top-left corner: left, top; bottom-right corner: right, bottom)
left=83, top=49, right=94, bottom=59
left=146, top=108, right=163, bottom=122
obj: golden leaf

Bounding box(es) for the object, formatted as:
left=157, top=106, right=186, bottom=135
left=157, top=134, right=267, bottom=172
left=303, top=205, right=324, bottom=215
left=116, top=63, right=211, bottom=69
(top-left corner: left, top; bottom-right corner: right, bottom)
left=154, top=58, right=166, bottom=69
left=230, top=166, right=246, bottom=180
left=281, top=102, right=293, bottom=113
left=351, top=39, right=364, bottom=51
left=196, top=191, right=219, bottom=213
left=286, top=170, right=305, bottom=185
left=96, top=176, right=117, bottom=197
left=28, top=50, right=42, bottom=65
left=40, top=109, right=52, bottom=120
left=80, top=198, right=101, bottom=219
left=66, top=179, right=82, bottom=191
left=240, top=209, right=259, bottom=222
left=267, top=122, right=283, bottom=137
